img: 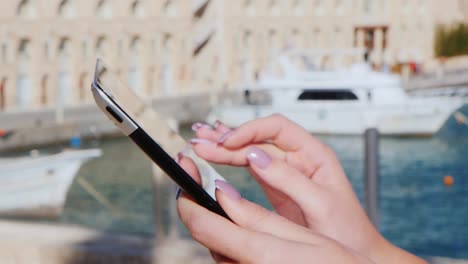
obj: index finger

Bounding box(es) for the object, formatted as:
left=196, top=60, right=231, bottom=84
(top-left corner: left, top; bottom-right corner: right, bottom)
left=223, top=114, right=327, bottom=154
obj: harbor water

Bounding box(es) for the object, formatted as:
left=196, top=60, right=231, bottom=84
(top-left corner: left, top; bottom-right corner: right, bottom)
left=3, top=108, right=468, bottom=259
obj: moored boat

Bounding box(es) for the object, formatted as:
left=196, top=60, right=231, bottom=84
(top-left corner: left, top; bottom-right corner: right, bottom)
left=0, top=148, right=102, bottom=218
left=208, top=51, right=465, bottom=136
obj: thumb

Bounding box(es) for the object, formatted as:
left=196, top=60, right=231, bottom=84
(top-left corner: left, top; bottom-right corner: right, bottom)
left=245, top=146, right=328, bottom=217
left=214, top=180, right=321, bottom=245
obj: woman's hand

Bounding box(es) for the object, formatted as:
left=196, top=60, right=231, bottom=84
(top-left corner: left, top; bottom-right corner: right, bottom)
left=190, top=115, right=426, bottom=264
left=176, top=155, right=374, bottom=264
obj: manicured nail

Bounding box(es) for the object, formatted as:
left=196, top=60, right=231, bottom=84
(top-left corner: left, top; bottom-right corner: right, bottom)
left=176, top=188, right=182, bottom=200
left=215, top=180, right=241, bottom=200
left=191, top=122, right=213, bottom=131
left=189, top=138, right=214, bottom=144
left=247, top=146, right=272, bottom=169
left=217, top=130, right=234, bottom=144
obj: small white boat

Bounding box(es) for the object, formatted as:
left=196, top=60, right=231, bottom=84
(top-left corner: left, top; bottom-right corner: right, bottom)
left=0, top=148, right=102, bottom=218
left=208, top=51, right=466, bottom=136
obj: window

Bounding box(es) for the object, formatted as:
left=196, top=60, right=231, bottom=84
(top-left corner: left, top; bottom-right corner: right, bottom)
left=1, top=43, right=7, bottom=63
left=0, top=78, right=6, bottom=110
left=298, top=90, right=358, bottom=101
left=17, top=39, right=32, bottom=109
left=335, top=0, right=345, bottom=15
left=363, top=0, right=372, bottom=13
left=81, top=40, right=88, bottom=58
left=128, top=37, right=142, bottom=92
left=268, top=0, right=280, bottom=16
left=163, top=0, right=177, bottom=17
left=244, top=0, right=255, bottom=16
left=96, top=36, right=108, bottom=55
left=58, top=38, right=71, bottom=57
left=162, top=34, right=173, bottom=52
left=96, top=0, right=112, bottom=19
left=58, top=0, right=76, bottom=18
left=41, top=75, right=48, bottom=105
left=292, top=0, right=303, bottom=15
left=17, top=0, right=36, bottom=19
left=243, top=31, right=252, bottom=48
left=18, top=39, right=31, bottom=59
left=44, top=41, right=51, bottom=61
left=314, top=0, right=325, bottom=15
left=131, top=0, right=146, bottom=17
left=79, top=73, right=87, bottom=101
left=57, top=38, right=72, bottom=105
left=417, top=0, right=427, bottom=15
left=402, top=0, right=411, bottom=14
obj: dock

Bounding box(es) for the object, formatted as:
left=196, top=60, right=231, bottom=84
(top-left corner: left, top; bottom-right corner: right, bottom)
left=0, top=219, right=467, bottom=264
left=0, top=91, right=243, bottom=152
left=0, top=220, right=212, bottom=264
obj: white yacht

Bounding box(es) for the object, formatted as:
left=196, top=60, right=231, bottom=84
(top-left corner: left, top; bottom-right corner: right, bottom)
left=208, top=51, right=466, bottom=136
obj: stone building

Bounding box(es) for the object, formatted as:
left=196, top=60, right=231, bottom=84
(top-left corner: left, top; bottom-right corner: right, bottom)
left=0, top=0, right=466, bottom=112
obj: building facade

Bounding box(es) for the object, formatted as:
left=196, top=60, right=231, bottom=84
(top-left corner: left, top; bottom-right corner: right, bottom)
left=0, top=0, right=466, bottom=112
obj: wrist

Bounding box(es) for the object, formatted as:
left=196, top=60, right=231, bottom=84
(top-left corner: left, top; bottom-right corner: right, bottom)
left=368, top=235, right=427, bottom=264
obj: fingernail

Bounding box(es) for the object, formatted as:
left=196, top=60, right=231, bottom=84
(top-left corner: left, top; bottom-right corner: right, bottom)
left=217, top=130, right=234, bottom=144
left=176, top=188, right=182, bottom=200
left=191, top=122, right=212, bottom=131
left=189, top=138, right=214, bottom=144
left=176, top=152, right=183, bottom=163
left=215, top=179, right=241, bottom=200
left=247, top=146, right=272, bottom=169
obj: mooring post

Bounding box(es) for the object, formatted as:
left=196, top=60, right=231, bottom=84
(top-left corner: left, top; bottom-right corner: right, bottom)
left=167, top=118, right=180, bottom=240
left=152, top=166, right=165, bottom=243
left=364, top=128, right=380, bottom=228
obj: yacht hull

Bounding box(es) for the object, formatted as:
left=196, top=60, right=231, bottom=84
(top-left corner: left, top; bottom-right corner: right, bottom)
left=208, top=100, right=464, bottom=136
left=0, top=149, right=102, bottom=218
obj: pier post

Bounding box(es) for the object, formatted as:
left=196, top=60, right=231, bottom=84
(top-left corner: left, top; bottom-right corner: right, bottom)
left=152, top=166, right=166, bottom=243
left=166, top=118, right=181, bottom=240
left=364, top=128, right=380, bottom=228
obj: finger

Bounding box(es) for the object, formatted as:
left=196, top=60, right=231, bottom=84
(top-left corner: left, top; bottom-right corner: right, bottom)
left=246, top=146, right=327, bottom=217
left=214, top=180, right=322, bottom=245
left=177, top=194, right=285, bottom=263
left=214, top=120, right=232, bottom=134
left=192, top=121, right=232, bottom=142
left=192, top=142, right=284, bottom=167
left=221, top=114, right=329, bottom=157
left=210, top=251, right=236, bottom=264
left=178, top=154, right=202, bottom=184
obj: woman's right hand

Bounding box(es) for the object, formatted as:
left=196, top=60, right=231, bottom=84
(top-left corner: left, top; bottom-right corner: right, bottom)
left=190, top=114, right=426, bottom=264
left=177, top=155, right=374, bottom=264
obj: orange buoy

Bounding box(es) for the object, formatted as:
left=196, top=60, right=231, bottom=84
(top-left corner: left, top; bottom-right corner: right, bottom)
left=444, top=175, right=454, bottom=187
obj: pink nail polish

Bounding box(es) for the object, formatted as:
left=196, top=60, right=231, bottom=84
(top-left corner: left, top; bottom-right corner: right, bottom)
left=215, top=180, right=242, bottom=200
left=189, top=138, right=214, bottom=144
left=247, top=146, right=272, bottom=169
left=191, top=122, right=213, bottom=131
left=217, top=130, right=234, bottom=144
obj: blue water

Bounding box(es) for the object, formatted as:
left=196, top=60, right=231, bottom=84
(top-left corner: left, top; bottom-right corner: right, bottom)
left=4, top=107, right=467, bottom=259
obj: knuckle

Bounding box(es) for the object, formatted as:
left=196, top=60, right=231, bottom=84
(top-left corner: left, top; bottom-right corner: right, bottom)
left=248, top=208, right=273, bottom=230
left=270, top=113, right=287, bottom=123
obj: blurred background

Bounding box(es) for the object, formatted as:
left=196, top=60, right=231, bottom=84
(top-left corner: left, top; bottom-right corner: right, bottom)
left=1, top=0, right=468, bottom=263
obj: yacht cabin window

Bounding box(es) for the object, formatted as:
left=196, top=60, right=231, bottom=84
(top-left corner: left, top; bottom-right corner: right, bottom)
left=298, top=89, right=358, bottom=101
